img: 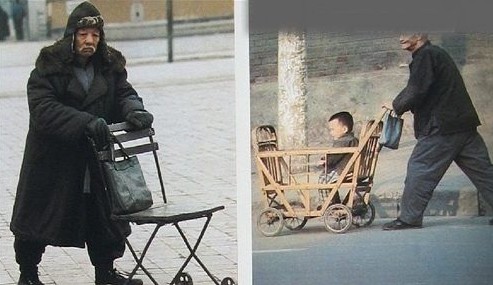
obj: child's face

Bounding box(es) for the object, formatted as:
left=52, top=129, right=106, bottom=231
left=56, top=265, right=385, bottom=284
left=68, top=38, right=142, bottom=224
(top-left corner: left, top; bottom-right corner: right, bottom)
left=328, top=119, right=348, bottom=139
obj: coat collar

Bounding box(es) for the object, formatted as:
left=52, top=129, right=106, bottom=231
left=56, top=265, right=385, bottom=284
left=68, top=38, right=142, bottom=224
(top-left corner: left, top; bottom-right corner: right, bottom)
left=412, top=40, right=431, bottom=58
left=35, top=36, right=126, bottom=77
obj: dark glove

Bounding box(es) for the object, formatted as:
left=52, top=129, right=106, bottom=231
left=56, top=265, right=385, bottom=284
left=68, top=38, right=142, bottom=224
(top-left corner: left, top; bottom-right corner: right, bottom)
left=126, top=110, right=154, bottom=129
left=86, top=118, right=110, bottom=150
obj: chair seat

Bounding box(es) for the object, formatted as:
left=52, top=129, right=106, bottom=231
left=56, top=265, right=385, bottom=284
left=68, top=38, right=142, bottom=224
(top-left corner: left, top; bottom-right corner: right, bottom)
left=112, top=204, right=225, bottom=225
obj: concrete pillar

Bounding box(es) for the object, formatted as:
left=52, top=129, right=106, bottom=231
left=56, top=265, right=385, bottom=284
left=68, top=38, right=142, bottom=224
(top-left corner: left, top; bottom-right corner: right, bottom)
left=277, top=30, right=307, bottom=150
left=27, top=0, right=47, bottom=40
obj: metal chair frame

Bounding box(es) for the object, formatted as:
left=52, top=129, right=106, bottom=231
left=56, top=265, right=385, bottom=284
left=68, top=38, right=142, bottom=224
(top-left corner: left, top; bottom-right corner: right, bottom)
left=96, top=122, right=232, bottom=285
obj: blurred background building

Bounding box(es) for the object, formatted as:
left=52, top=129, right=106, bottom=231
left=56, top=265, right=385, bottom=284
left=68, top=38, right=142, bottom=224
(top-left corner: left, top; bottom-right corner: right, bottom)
left=0, top=0, right=234, bottom=41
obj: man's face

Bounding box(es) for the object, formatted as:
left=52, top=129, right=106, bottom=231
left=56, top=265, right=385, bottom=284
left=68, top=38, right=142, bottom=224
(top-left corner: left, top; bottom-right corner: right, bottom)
left=399, top=34, right=420, bottom=52
left=328, top=119, right=348, bottom=140
left=74, top=27, right=100, bottom=58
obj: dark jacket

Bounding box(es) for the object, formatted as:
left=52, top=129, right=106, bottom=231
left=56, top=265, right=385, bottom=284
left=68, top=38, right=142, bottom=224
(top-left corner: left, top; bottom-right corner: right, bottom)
left=0, top=6, right=9, bottom=40
left=393, top=41, right=480, bottom=138
left=324, top=132, right=359, bottom=175
left=10, top=3, right=146, bottom=247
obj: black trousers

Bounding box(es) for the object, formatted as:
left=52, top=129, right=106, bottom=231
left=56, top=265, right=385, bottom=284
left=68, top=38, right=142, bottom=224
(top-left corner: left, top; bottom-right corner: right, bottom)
left=399, top=130, right=493, bottom=225
left=14, top=237, right=125, bottom=270
left=13, top=19, right=23, bottom=40
left=14, top=192, right=126, bottom=271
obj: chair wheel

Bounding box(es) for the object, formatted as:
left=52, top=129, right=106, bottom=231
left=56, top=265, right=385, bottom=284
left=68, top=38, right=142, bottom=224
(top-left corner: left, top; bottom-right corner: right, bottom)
left=221, top=277, right=236, bottom=285
left=174, top=272, right=193, bottom=285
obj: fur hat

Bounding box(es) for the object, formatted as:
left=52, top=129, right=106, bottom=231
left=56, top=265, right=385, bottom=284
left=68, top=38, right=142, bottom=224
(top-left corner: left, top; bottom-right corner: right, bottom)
left=64, top=1, right=104, bottom=38
left=35, top=1, right=126, bottom=76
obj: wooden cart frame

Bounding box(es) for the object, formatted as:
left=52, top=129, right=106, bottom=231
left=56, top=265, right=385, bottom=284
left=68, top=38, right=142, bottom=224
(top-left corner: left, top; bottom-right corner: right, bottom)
left=252, top=109, right=388, bottom=236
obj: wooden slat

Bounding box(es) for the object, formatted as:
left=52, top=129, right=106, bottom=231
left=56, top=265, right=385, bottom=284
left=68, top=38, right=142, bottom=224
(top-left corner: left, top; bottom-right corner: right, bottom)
left=108, top=122, right=133, bottom=132
left=114, top=143, right=159, bottom=157
left=98, top=142, right=159, bottom=160
left=113, top=128, right=154, bottom=143
left=257, top=147, right=359, bottom=157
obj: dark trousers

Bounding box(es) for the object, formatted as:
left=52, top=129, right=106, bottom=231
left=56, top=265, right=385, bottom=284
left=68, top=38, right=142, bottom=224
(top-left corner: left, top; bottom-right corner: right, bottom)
left=399, top=130, right=493, bottom=225
left=14, top=19, right=23, bottom=40
left=14, top=192, right=126, bottom=273
left=14, top=238, right=125, bottom=271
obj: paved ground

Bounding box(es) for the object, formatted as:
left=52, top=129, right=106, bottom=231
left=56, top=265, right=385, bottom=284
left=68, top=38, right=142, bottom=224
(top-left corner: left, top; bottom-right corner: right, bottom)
left=248, top=58, right=493, bottom=284
left=0, top=33, right=236, bottom=284
left=252, top=216, right=493, bottom=285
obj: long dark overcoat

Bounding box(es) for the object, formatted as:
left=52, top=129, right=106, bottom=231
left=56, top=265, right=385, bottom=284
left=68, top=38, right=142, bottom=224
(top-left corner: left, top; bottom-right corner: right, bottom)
left=10, top=36, right=146, bottom=247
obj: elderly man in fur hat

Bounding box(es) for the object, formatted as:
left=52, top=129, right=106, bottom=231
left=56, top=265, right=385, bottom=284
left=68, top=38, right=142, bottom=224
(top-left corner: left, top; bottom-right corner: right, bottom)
left=10, top=2, right=152, bottom=284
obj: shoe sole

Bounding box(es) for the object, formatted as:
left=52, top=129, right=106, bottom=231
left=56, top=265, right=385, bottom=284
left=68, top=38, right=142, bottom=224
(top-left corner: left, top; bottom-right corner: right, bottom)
left=382, top=223, right=422, bottom=231
left=382, top=226, right=422, bottom=231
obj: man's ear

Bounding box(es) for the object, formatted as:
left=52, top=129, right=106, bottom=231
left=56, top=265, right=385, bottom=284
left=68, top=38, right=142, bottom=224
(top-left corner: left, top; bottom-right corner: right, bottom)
left=415, top=33, right=428, bottom=43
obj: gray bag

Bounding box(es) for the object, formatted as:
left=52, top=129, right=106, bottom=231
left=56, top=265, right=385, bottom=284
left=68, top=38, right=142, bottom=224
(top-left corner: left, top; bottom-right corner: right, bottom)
left=379, top=111, right=404, bottom=150
left=102, top=150, right=153, bottom=215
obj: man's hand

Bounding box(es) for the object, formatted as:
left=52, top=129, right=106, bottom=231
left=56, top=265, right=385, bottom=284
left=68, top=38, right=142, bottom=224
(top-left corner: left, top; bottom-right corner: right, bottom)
left=126, top=110, right=154, bottom=129
left=86, top=117, right=110, bottom=150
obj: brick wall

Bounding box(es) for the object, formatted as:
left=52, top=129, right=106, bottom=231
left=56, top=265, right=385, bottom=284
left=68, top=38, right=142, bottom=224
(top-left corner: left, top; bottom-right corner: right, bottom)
left=250, top=32, right=493, bottom=148
left=249, top=32, right=493, bottom=82
left=249, top=32, right=279, bottom=82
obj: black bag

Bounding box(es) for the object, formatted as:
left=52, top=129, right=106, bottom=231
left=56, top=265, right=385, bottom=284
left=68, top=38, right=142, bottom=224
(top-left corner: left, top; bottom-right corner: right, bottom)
left=102, top=140, right=153, bottom=215
left=379, top=111, right=404, bottom=149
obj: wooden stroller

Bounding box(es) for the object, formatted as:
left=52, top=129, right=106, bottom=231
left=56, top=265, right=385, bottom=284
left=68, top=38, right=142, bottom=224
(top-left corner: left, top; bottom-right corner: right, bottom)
left=252, top=109, right=388, bottom=236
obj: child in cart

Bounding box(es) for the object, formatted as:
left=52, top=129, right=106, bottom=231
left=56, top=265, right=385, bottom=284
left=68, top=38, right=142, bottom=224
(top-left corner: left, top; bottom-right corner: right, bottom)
left=318, top=111, right=359, bottom=203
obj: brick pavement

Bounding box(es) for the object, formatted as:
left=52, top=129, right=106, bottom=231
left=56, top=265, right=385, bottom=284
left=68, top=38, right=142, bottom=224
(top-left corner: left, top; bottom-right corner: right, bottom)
left=0, top=49, right=236, bottom=284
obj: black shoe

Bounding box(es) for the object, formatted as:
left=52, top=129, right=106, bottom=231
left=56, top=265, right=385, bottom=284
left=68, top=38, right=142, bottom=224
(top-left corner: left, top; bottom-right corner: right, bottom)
left=382, top=219, right=422, bottom=231
left=18, top=274, right=44, bottom=285
left=95, top=269, right=143, bottom=285
left=489, top=218, right=493, bottom=225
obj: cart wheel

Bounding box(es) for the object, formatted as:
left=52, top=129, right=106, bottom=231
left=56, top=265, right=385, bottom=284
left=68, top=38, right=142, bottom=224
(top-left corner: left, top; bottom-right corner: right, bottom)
left=174, top=272, right=193, bottom=285
left=352, top=201, right=376, bottom=227
left=323, top=204, right=352, bottom=233
left=284, top=216, right=308, bottom=231
left=221, top=277, right=237, bottom=285
left=284, top=201, right=308, bottom=231
left=257, top=207, right=284, bottom=237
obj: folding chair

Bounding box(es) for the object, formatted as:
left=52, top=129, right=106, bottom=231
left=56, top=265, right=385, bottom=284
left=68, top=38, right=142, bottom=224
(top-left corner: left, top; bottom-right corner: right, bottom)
left=95, top=122, right=235, bottom=285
